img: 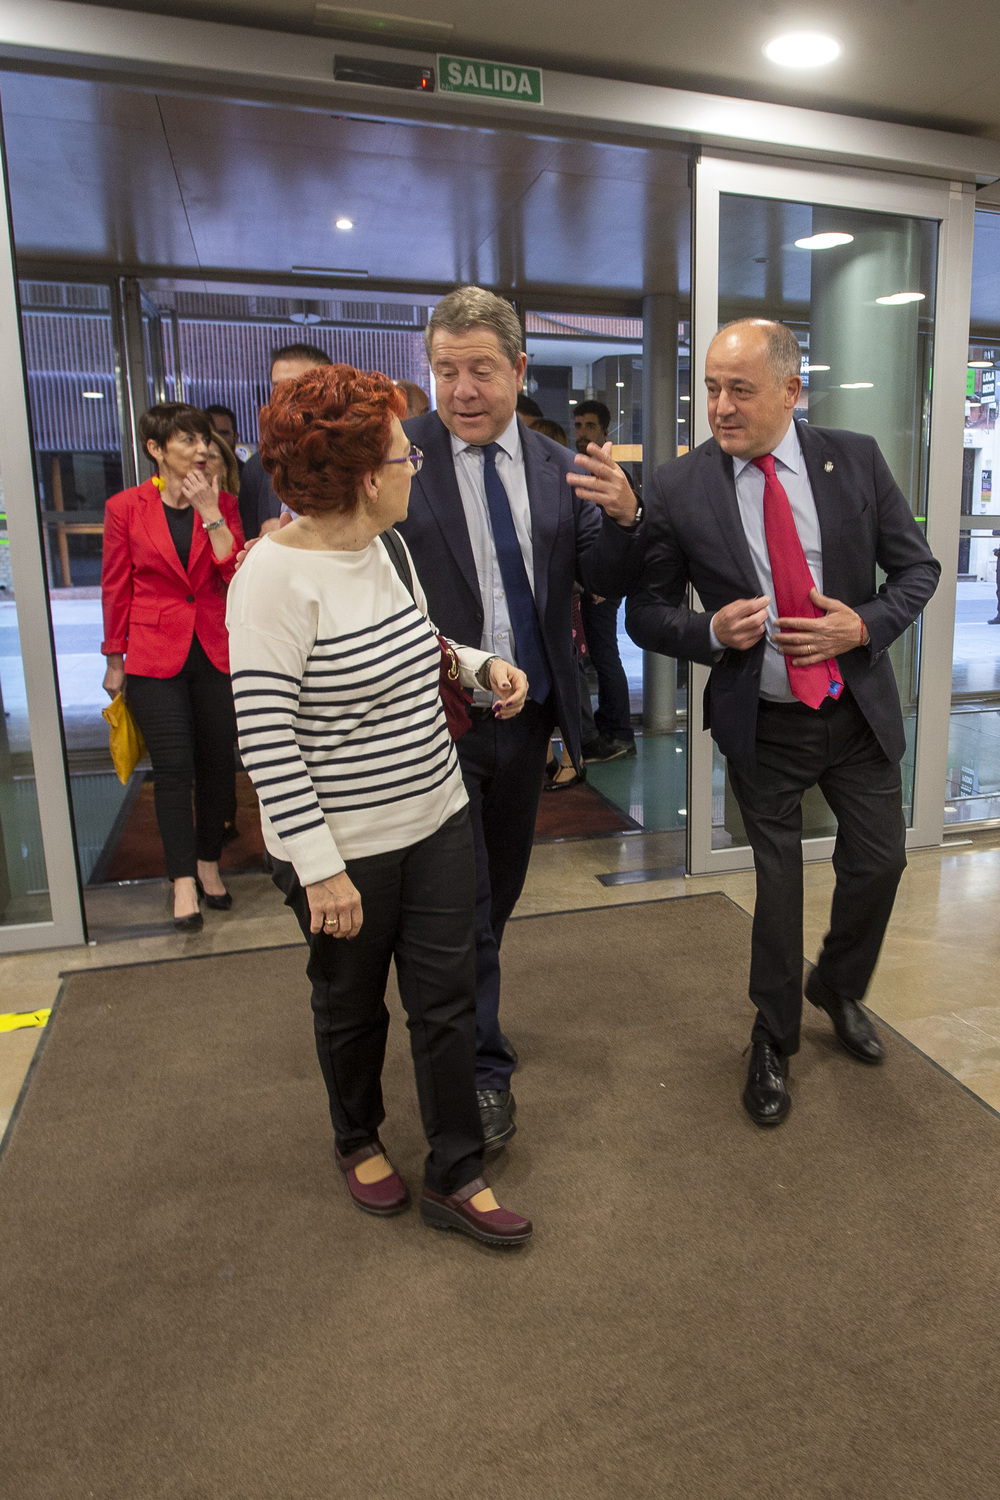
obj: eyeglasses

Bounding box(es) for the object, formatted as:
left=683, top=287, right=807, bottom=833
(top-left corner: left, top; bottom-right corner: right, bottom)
left=384, top=445, right=423, bottom=473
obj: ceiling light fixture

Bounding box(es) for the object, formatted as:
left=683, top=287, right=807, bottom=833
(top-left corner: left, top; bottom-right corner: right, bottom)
left=568, top=399, right=578, bottom=406
left=794, top=232, right=854, bottom=250
left=763, top=32, right=841, bottom=68
left=968, top=360, right=994, bottom=369
left=804, top=364, right=830, bottom=372
left=875, top=291, right=925, bottom=305
left=615, top=381, right=625, bottom=388
left=82, top=390, right=105, bottom=400
left=680, top=395, right=690, bottom=401
left=335, top=217, right=354, bottom=230
left=840, top=381, right=874, bottom=389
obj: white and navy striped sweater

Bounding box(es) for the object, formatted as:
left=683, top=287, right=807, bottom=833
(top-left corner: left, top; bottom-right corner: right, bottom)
left=225, top=533, right=491, bottom=886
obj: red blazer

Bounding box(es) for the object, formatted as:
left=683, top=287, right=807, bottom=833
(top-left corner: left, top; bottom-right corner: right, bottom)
left=101, top=480, right=245, bottom=677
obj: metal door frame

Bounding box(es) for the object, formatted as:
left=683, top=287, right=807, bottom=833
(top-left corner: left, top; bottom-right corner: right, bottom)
left=688, top=154, right=975, bottom=875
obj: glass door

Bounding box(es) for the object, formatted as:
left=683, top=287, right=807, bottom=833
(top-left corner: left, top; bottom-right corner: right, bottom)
left=687, top=156, right=974, bottom=874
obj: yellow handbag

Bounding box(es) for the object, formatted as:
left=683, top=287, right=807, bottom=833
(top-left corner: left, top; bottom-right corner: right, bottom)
left=102, top=692, right=147, bottom=785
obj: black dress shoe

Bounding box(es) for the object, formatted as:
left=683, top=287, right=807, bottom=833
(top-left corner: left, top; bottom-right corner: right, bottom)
left=498, top=1032, right=519, bottom=1069
left=742, top=1040, right=790, bottom=1127
left=805, top=970, right=884, bottom=1064
left=477, top=1089, right=517, bottom=1155
left=173, top=910, right=204, bottom=933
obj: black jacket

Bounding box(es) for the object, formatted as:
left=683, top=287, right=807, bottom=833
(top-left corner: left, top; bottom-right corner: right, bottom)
left=399, top=411, right=637, bottom=765
left=625, top=422, right=940, bottom=769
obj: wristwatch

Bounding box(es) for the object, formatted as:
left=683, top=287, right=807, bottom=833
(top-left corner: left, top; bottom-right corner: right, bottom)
left=476, top=656, right=499, bottom=690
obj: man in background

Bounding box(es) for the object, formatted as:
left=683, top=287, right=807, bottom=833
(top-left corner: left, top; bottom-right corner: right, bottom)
left=205, top=404, right=243, bottom=474
left=394, top=379, right=430, bottom=419
left=516, top=393, right=544, bottom=428
left=572, top=400, right=636, bottom=763
left=238, top=344, right=332, bottom=539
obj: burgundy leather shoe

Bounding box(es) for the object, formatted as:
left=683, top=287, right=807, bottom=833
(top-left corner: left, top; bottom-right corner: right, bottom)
left=420, top=1176, right=532, bottom=1247
left=335, top=1140, right=410, bottom=1217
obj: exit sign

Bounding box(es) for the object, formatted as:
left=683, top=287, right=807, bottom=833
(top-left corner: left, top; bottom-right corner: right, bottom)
left=437, top=55, right=544, bottom=105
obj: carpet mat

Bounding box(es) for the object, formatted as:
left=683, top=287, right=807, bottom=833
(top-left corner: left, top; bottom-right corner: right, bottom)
left=98, top=771, right=635, bottom=882
left=1, top=895, right=998, bottom=1499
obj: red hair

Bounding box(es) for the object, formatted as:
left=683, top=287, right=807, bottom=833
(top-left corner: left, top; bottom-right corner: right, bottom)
left=257, top=364, right=407, bottom=515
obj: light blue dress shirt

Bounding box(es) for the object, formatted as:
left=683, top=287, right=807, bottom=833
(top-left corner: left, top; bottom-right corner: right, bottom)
left=451, top=415, right=535, bottom=702
left=710, top=422, right=824, bottom=703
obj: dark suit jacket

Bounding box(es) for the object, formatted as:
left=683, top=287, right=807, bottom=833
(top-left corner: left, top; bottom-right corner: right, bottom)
left=399, top=411, right=637, bottom=765
left=624, top=422, right=940, bottom=770
left=238, top=452, right=282, bottom=540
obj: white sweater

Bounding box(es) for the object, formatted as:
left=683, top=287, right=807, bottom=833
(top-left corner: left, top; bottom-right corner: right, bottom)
left=225, top=533, right=491, bottom=886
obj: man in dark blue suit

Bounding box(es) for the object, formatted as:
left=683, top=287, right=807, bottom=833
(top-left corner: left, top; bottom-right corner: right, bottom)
left=626, top=319, right=940, bottom=1127
left=400, top=285, right=639, bottom=1152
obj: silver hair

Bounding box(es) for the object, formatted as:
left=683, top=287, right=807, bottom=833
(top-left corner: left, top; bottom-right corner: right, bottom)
left=715, top=318, right=803, bottom=383
left=425, top=286, right=523, bottom=367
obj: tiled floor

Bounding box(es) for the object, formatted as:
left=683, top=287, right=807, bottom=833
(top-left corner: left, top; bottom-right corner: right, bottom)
left=3, top=826, right=1000, bottom=1140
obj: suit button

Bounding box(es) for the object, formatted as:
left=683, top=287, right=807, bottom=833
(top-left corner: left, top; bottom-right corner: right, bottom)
left=186, top=594, right=194, bottom=603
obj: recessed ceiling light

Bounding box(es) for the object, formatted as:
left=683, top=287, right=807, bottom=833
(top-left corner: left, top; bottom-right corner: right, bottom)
left=678, top=417, right=687, bottom=423
left=794, top=232, right=854, bottom=250
left=680, top=395, right=690, bottom=401
left=335, top=217, right=354, bottom=230
left=568, top=399, right=578, bottom=406
left=82, top=390, right=105, bottom=400
left=763, top=32, right=841, bottom=68
left=804, top=364, right=830, bottom=372
left=968, top=360, right=994, bottom=368
left=875, top=292, right=925, bottom=305
left=840, top=382, right=874, bottom=389
left=615, top=381, right=625, bottom=388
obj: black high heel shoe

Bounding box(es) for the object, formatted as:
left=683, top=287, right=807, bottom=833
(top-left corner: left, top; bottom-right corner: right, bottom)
left=172, top=882, right=203, bottom=932
left=195, top=876, right=233, bottom=912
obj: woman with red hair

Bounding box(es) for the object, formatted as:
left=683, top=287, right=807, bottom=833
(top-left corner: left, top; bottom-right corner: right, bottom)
left=226, top=365, right=533, bottom=1249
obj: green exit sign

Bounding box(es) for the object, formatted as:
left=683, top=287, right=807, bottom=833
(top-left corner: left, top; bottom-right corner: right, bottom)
left=437, top=55, right=544, bottom=105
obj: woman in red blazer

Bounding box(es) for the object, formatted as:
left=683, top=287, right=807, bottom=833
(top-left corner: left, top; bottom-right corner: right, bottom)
left=101, top=404, right=245, bottom=931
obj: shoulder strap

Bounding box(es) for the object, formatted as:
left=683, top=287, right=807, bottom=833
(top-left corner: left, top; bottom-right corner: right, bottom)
left=380, top=528, right=414, bottom=599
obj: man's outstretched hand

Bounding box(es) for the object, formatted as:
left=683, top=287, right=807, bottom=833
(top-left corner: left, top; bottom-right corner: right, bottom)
left=566, top=441, right=638, bottom=526
left=775, top=588, right=868, bottom=664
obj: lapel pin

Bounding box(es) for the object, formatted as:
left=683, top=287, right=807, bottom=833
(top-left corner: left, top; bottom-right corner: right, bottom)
left=824, top=460, right=834, bottom=472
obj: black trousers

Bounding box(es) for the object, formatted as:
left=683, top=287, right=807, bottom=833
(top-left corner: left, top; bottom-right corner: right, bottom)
left=126, top=636, right=237, bottom=880
left=456, top=698, right=553, bottom=1091
left=270, top=808, right=484, bottom=1197
left=726, top=691, right=907, bottom=1057
left=580, top=595, right=633, bottom=744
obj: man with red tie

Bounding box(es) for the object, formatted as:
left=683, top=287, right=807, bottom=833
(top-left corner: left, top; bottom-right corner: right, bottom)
left=626, top=319, right=940, bottom=1126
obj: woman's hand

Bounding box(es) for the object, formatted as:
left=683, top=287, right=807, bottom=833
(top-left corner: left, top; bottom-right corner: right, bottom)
left=488, top=658, right=528, bottom=718
left=102, top=655, right=125, bottom=700
left=305, top=870, right=363, bottom=938
left=181, top=467, right=222, bottom=521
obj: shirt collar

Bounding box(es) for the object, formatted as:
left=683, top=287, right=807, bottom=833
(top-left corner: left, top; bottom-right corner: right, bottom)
left=733, top=420, right=802, bottom=480
left=450, top=413, right=522, bottom=463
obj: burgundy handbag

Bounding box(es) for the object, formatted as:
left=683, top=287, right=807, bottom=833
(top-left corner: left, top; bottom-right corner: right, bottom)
left=380, top=529, right=473, bottom=740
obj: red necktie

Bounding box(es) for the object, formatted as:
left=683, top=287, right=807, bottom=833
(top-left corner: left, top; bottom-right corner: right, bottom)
left=753, top=454, right=843, bottom=710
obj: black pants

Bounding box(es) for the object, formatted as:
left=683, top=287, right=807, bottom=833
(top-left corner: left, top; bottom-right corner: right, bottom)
left=456, top=698, right=553, bottom=1091
left=726, top=692, right=907, bottom=1057
left=270, top=808, right=484, bottom=1197
left=580, top=595, right=633, bottom=744
left=126, top=636, right=237, bottom=880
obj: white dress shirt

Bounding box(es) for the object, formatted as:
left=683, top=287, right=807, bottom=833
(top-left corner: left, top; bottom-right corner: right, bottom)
left=451, top=414, right=535, bottom=701
left=711, top=422, right=824, bottom=703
